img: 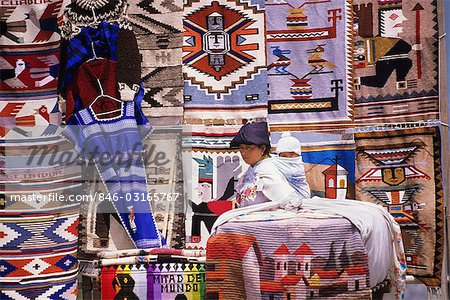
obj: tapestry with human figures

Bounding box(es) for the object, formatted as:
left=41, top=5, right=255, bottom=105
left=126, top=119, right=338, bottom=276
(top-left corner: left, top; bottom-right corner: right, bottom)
left=353, top=0, right=439, bottom=123
left=182, top=142, right=245, bottom=248
left=101, top=262, right=206, bottom=299
left=355, top=126, right=444, bottom=286
left=266, top=0, right=353, bottom=129
left=183, top=0, right=267, bottom=126
left=271, top=130, right=356, bottom=200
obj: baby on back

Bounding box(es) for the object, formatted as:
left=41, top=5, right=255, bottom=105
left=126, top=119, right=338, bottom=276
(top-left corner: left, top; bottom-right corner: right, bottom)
left=271, top=132, right=311, bottom=199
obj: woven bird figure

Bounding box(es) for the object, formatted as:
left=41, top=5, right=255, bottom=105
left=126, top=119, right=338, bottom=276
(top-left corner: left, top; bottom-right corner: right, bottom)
left=0, top=103, right=36, bottom=137
left=306, top=44, right=335, bottom=74
left=35, top=105, right=60, bottom=124
left=0, top=7, right=26, bottom=43
left=26, top=0, right=63, bottom=43
left=29, top=55, right=60, bottom=87
left=35, top=104, right=60, bottom=136
left=0, top=57, right=27, bottom=89
left=268, top=46, right=292, bottom=75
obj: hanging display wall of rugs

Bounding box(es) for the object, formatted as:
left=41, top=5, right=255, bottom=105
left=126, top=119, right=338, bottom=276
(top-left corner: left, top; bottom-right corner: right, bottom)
left=0, top=0, right=446, bottom=298
left=352, top=0, right=440, bottom=123
left=0, top=1, right=81, bottom=299
left=265, top=0, right=444, bottom=289
left=355, top=126, right=444, bottom=286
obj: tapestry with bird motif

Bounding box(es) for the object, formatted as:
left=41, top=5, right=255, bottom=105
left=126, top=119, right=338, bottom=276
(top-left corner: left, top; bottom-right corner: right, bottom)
left=266, top=0, right=354, bottom=130
left=182, top=0, right=267, bottom=126
left=0, top=100, right=61, bottom=138
left=0, top=43, right=61, bottom=94
left=0, top=0, right=65, bottom=46
left=355, top=126, right=444, bottom=286
left=353, top=0, right=439, bottom=123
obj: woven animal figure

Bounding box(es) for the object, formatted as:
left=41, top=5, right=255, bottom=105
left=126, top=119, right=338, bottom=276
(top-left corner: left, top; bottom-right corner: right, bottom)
left=0, top=7, right=26, bottom=43
left=0, top=57, right=27, bottom=88
left=26, top=0, right=64, bottom=43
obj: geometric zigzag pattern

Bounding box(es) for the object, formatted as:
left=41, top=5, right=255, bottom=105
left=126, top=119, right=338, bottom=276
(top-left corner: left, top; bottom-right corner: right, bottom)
left=128, top=0, right=184, bottom=118
left=127, top=0, right=182, bottom=35
left=364, top=185, right=422, bottom=205
left=0, top=278, right=77, bottom=300
left=417, top=129, right=445, bottom=286
left=0, top=251, right=77, bottom=279
left=359, top=145, right=421, bottom=166
left=102, top=262, right=205, bottom=273
left=0, top=214, right=78, bottom=252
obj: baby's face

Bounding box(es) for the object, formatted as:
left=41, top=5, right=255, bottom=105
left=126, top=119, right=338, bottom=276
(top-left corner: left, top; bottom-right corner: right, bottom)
left=279, top=152, right=300, bottom=158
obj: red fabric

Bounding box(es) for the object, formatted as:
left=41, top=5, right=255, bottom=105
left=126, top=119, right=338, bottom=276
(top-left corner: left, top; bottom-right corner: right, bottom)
left=207, top=201, right=234, bottom=216
left=101, top=266, right=117, bottom=299
left=66, top=59, right=121, bottom=122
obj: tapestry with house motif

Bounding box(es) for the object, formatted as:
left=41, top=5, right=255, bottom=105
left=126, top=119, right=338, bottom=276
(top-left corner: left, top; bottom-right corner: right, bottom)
left=207, top=212, right=372, bottom=299
left=353, top=0, right=439, bottom=123
left=355, top=126, right=444, bottom=286
left=271, top=130, right=356, bottom=200
left=266, top=0, right=354, bottom=130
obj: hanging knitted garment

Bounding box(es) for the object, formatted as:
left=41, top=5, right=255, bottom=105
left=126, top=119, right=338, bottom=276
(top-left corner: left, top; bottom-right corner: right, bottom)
left=63, top=86, right=163, bottom=248
left=61, top=21, right=119, bottom=95
left=66, top=58, right=121, bottom=122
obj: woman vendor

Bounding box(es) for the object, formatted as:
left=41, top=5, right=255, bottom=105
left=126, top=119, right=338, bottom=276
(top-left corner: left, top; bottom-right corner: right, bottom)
left=230, top=121, right=310, bottom=209
left=215, top=122, right=406, bottom=299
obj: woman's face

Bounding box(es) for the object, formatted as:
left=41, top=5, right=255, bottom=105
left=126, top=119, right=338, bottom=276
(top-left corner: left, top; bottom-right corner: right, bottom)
left=239, top=144, right=266, bottom=166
